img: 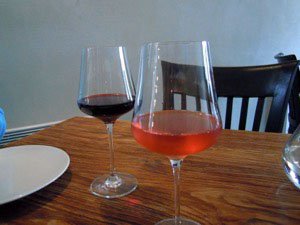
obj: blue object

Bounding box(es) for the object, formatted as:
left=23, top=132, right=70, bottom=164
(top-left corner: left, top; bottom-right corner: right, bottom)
left=0, top=108, right=6, bottom=141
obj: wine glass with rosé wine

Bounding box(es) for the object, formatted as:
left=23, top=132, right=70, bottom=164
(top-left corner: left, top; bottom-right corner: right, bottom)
left=77, top=46, right=137, bottom=198
left=131, top=41, right=222, bottom=224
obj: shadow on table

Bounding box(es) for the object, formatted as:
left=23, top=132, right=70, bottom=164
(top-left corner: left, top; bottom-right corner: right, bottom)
left=93, top=185, right=169, bottom=225
left=0, top=170, right=72, bottom=222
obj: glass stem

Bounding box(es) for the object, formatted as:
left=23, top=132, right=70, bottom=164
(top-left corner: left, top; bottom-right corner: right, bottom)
left=106, top=123, right=116, bottom=176
left=170, top=159, right=183, bottom=224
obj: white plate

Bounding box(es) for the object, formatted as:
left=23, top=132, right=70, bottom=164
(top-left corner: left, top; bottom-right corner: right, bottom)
left=0, top=145, right=70, bottom=205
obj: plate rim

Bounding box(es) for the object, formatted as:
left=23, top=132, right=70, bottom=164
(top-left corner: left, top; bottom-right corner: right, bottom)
left=0, top=144, right=70, bottom=205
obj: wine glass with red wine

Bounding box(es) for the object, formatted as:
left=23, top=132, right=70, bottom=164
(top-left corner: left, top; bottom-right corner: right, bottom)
left=132, top=41, right=222, bottom=224
left=77, top=46, right=137, bottom=198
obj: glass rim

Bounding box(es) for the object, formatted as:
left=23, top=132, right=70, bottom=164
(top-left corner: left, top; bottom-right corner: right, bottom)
left=82, top=45, right=127, bottom=51
left=141, top=40, right=209, bottom=48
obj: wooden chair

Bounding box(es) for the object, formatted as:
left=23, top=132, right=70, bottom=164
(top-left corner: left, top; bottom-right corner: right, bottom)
left=274, top=53, right=300, bottom=133
left=161, top=60, right=299, bottom=133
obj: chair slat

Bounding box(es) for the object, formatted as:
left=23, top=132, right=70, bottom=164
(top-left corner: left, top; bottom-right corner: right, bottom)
left=168, top=94, right=174, bottom=110
left=196, top=96, right=201, bottom=111
left=181, top=94, right=187, bottom=110
left=225, top=97, right=233, bottom=129
left=253, top=97, right=265, bottom=131
left=239, top=97, right=249, bottom=130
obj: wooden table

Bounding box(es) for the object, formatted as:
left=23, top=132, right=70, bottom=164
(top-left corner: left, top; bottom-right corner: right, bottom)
left=1, top=117, right=300, bottom=225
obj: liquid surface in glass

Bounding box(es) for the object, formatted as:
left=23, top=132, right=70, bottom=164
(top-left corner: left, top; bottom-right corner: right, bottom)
left=78, top=93, right=135, bottom=123
left=131, top=110, right=221, bottom=158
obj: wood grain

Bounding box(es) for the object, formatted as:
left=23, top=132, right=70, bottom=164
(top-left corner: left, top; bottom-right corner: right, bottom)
left=0, top=117, right=299, bottom=225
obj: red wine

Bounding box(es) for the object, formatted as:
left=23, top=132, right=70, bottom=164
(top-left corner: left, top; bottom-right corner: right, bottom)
left=132, top=110, right=221, bottom=159
left=78, top=94, right=135, bottom=123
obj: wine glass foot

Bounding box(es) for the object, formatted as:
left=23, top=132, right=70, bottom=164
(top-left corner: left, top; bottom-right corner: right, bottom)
left=90, top=172, right=138, bottom=198
left=155, top=218, right=200, bottom=225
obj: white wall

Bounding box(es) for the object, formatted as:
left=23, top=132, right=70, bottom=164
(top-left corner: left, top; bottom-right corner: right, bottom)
left=1, top=0, right=300, bottom=129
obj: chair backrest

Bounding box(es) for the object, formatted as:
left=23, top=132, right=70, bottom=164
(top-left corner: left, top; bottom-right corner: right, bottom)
left=274, top=53, right=300, bottom=133
left=161, top=60, right=299, bottom=133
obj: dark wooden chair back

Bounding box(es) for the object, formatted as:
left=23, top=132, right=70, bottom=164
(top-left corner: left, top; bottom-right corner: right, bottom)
left=274, top=53, right=300, bottom=133
left=161, top=61, right=299, bottom=133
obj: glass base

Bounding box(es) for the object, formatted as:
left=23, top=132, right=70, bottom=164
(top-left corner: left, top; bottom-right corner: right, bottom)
left=156, top=218, right=200, bottom=225
left=90, top=172, right=138, bottom=198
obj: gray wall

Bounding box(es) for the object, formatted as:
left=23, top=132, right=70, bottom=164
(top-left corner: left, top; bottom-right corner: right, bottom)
left=1, top=0, right=300, bottom=129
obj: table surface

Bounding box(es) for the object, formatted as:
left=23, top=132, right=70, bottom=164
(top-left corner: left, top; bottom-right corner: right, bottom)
left=1, top=117, right=299, bottom=225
